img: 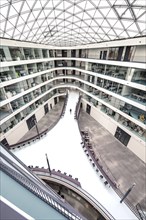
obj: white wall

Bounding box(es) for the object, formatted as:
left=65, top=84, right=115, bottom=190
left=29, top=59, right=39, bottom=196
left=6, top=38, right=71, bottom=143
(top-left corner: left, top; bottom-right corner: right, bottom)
left=88, top=49, right=99, bottom=59
left=132, top=45, right=146, bottom=62
left=90, top=106, right=117, bottom=135
left=35, top=107, right=45, bottom=122
left=128, top=138, right=146, bottom=163
left=5, top=97, right=57, bottom=145
left=5, top=121, right=28, bottom=145
left=48, top=97, right=55, bottom=110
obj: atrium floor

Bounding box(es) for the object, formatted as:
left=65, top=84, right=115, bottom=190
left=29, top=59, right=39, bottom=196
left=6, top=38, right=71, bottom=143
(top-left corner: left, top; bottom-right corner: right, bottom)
left=17, top=98, right=146, bottom=211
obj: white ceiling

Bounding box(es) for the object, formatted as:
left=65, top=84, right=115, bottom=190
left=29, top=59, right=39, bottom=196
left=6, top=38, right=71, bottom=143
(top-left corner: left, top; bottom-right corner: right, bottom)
left=0, top=0, right=146, bottom=46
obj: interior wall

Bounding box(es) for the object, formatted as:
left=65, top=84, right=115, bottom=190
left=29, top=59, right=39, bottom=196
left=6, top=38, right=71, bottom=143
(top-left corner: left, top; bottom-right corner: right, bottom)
left=132, top=45, right=146, bottom=62
left=5, top=98, right=56, bottom=145
left=128, top=138, right=146, bottom=163
left=5, top=120, right=28, bottom=145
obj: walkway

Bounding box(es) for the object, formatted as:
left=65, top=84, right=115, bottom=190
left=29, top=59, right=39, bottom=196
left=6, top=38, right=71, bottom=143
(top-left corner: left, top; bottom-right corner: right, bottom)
left=78, top=110, right=146, bottom=208
left=19, top=100, right=64, bottom=142
left=12, top=91, right=139, bottom=220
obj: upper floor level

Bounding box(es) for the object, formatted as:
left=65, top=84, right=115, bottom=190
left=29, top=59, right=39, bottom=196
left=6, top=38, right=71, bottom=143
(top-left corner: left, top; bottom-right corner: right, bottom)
left=0, top=36, right=146, bottom=64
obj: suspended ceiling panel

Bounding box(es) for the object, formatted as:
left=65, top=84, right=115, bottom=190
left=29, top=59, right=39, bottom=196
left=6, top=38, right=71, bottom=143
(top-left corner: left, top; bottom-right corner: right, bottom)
left=0, top=0, right=146, bottom=46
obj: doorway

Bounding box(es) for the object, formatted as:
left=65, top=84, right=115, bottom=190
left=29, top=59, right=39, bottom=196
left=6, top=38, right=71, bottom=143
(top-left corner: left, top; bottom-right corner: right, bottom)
left=115, top=127, right=131, bottom=146
left=86, top=104, right=91, bottom=115
left=44, top=104, right=49, bottom=114
left=26, top=114, right=36, bottom=130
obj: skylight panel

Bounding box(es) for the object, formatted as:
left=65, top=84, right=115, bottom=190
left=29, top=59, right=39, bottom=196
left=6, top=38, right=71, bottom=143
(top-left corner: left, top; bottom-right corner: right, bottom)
left=64, top=11, right=70, bottom=20
left=32, top=21, right=40, bottom=29
left=137, top=22, right=146, bottom=32
left=103, top=34, right=110, bottom=40
left=107, top=9, right=117, bottom=19
left=13, top=28, right=21, bottom=36
left=32, top=9, right=41, bottom=19
left=102, top=20, right=110, bottom=27
left=33, top=0, right=42, bottom=10
left=21, top=1, right=30, bottom=13
left=85, top=1, right=95, bottom=10
left=5, top=21, right=15, bottom=31
left=58, top=1, right=64, bottom=10
left=74, top=5, right=83, bottom=14
left=122, top=8, right=133, bottom=19
left=12, top=1, right=23, bottom=13
left=128, top=31, right=137, bottom=37
left=109, top=35, right=116, bottom=40
left=19, top=12, right=30, bottom=22
left=7, top=29, right=15, bottom=36
left=23, top=25, right=30, bottom=33
left=9, top=4, right=17, bottom=17
left=93, top=9, right=103, bottom=19
left=84, top=19, right=92, bottom=26
left=0, top=6, right=9, bottom=19
left=76, top=0, right=86, bottom=10
left=121, top=20, right=134, bottom=29
left=108, top=0, right=117, bottom=5
left=114, top=29, right=123, bottom=35
left=141, top=29, right=146, bottom=35
left=90, top=19, right=98, bottom=26
left=17, top=24, right=24, bottom=33
left=128, top=22, right=138, bottom=32
left=133, top=0, right=146, bottom=6
left=36, top=19, right=43, bottom=27
left=119, top=31, right=129, bottom=38
left=102, top=27, right=111, bottom=32
left=114, top=0, right=127, bottom=5
left=0, top=31, right=3, bottom=37
left=0, top=0, right=8, bottom=7
left=97, top=28, right=105, bottom=34
left=17, top=16, right=25, bottom=26
left=107, top=19, right=117, bottom=26
left=0, top=22, right=5, bottom=31
left=4, top=32, right=12, bottom=38
left=83, top=12, right=92, bottom=20
left=99, top=8, right=111, bottom=16
left=28, top=12, right=35, bottom=21
left=9, top=16, right=19, bottom=25
left=44, top=9, right=54, bottom=18
left=66, top=4, right=74, bottom=14
left=133, top=8, right=145, bottom=18
left=137, top=13, right=146, bottom=22
left=116, top=7, right=127, bottom=17
left=53, top=9, right=62, bottom=17
left=64, top=20, right=71, bottom=27
left=98, top=0, right=110, bottom=7
left=114, top=20, right=124, bottom=29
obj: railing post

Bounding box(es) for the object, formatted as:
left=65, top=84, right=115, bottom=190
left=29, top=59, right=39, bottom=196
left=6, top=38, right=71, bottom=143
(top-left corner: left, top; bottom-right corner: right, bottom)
left=45, top=153, right=51, bottom=175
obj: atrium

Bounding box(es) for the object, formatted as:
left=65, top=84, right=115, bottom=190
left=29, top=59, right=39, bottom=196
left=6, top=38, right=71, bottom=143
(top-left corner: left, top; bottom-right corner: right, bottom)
left=0, top=0, right=146, bottom=220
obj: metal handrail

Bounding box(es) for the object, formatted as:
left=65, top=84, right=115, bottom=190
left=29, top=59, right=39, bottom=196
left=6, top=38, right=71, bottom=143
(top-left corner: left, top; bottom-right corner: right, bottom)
left=0, top=161, right=87, bottom=220
left=61, top=92, right=68, bottom=117
left=1, top=144, right=115, bottom=220
left=136, top=203, right=146, bottom=220
left=77, top=106, right=140, bottom=219
left=75, top=95, right=82, bottom=120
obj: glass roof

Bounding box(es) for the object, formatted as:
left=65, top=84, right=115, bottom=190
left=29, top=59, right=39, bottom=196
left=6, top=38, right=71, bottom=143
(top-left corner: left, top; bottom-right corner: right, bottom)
left=0, top=0, right=146, bottom=46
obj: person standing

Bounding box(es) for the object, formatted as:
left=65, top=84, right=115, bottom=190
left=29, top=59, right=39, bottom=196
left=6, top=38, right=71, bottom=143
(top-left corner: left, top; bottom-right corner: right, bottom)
left=70, top=109, right=72, bottom=114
